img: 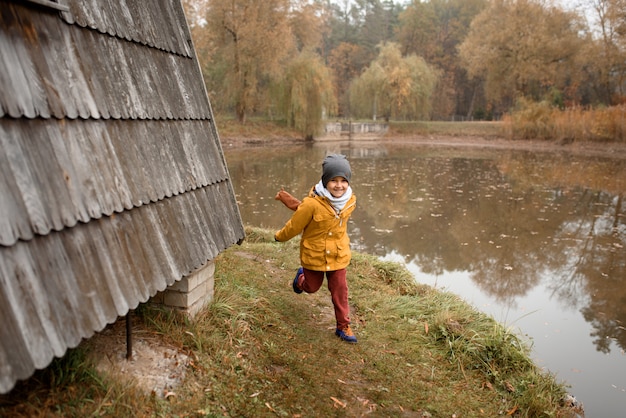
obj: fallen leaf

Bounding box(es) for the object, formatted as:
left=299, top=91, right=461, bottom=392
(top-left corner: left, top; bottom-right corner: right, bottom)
left=424, top=322, right=429, bottom=334
left=330, top=396, right=347, bottom=408
left=504, top=381, right=515, bottom=392
left=506, top=405, right=518, bottom=415
left=265, top=403, right=276, bottom=412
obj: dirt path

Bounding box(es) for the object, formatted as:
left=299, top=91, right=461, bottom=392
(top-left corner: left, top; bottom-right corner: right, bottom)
left=382, top=135, right=626, bottom=158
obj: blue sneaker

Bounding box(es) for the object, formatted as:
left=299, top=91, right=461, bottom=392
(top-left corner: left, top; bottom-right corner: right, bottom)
left=335, top=326, right=357, bottom=343
left=292, top=267, right=303, bottom=294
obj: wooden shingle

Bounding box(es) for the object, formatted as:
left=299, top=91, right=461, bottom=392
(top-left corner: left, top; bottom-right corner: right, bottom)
left=0, top=0, right=245, bottom=394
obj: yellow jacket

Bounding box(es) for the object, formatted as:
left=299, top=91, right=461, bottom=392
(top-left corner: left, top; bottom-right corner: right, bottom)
left=275, top=187, right=357, bottom=271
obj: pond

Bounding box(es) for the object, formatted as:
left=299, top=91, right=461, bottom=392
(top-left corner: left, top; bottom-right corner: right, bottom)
left=223, top=140, right=626, bottom=416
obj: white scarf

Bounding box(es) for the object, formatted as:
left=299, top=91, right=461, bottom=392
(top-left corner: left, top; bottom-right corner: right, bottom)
left=314, top=180, right=352, bottom=213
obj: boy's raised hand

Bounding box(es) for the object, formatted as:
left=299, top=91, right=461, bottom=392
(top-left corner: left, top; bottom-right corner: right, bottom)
left=275, top=187, right=301, bottom=211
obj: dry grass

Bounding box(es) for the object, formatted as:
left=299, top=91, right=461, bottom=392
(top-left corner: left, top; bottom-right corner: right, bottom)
left=503, top=101, right=626, bottom=143
left=387, top=120, right=505, bottom=139
left=214, top=115, right=302, bottom=142
left=216, top=110, right=626, bottom=146
left=1, top=226, right=580, bottom=417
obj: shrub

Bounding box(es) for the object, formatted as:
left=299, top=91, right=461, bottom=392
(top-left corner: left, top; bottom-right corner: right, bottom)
left=504, top=100, right=626, bottom=143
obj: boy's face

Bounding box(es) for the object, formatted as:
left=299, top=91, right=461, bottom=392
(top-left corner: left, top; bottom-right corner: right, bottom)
left=326, top=176, right=349, bottom=198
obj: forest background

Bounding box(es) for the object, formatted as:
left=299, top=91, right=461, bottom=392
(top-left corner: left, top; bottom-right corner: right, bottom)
left=182, top=0, right=626, bottom=141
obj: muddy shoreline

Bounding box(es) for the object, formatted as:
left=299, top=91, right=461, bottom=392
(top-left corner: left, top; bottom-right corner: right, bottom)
left=220, top=134, right=626, bottom=159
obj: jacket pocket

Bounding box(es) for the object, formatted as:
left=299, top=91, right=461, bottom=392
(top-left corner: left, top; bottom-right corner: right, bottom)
left=301, top=239, right=325, bottom=266
left=335, top=242, right=351, bottom=265
left=312, top=212, right=336, bottom=229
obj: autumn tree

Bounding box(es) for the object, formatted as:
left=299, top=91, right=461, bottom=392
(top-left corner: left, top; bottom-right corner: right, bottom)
left=289, top=0, right=328, bottom=53
left=323, top=0, right=403, bottom=116
left=583, top=0, right=626, bottom=103
left=278, top=50, right=337, bottom=138
left=203, top=0, right=294, bottom=123
left=396, top=0, right=487, bottom=119
left=396, top=0, right=437, bottom=59
left=328, top=42, right=369, bottom=117
left=458, top=0, right=586, bottom=112
left=349, top=43, right=438, bottom=121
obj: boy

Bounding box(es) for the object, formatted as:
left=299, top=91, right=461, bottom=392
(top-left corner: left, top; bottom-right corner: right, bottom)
left=274, top=154, right=358, bottom=343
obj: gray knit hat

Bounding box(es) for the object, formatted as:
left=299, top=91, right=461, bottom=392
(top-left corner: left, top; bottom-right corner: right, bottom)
left=321, top=154, right=351, bottom=187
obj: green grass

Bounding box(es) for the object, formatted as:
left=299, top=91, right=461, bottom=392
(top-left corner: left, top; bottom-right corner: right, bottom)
left=0, top=226, right=577, bottom=417
left=387, top=120, right=505, bottom=138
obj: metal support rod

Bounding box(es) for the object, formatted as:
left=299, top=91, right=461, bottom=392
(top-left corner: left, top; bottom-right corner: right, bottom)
left=125, top=311, right=133, bottom=360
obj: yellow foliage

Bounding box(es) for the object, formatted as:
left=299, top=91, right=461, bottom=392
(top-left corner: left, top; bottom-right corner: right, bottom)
left=503, top=101, right=626, bottom=142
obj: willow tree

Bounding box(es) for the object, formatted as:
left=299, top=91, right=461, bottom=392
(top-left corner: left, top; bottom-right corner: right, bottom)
left=349, top=61, right=386, bottom=120
left=204, top=0, right=294, bottom=123
left=458, top=0, right=586, bottom=111
left=328, top=42, right=369, bottom=117
left=349, top=43, right=438, bottom=121
left=279, top=50, right=337, bottom=139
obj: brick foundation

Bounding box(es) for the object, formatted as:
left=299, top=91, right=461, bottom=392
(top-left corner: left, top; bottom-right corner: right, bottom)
left=151, top=261, right=215, bottom=317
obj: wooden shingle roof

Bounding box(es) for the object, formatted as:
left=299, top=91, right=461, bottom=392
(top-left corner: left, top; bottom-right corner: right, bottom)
left=0, top=0, right=245, bottom=394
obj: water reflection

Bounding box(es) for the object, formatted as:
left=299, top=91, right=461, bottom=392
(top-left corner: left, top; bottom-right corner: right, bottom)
left=224, top=142, right=626, bottom=415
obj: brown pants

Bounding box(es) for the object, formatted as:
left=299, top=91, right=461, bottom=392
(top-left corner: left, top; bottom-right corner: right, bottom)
left=300, top=268, right=350, bottom=330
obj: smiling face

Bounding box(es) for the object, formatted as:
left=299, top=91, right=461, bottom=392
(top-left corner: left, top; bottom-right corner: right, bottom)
left=325, top=176, right=349, bottom=198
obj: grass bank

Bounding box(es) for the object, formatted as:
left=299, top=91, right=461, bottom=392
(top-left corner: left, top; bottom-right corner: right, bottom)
left=216, top=107, right=626, bottom=146
left=214, top=116, right=505, bottom=143
left=386, top=120, right=504, bottom=139
left=1, top=227, right=579, bottom=417
left=215, top=116, right=302, bottom=143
